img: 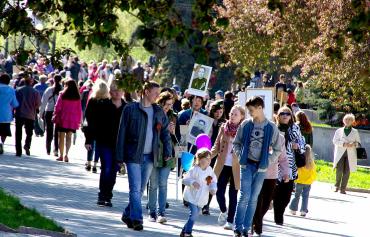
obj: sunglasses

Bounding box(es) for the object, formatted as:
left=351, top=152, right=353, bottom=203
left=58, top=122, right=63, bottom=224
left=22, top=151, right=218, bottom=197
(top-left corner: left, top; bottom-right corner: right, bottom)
left=279, top=112, right=291, bottom=116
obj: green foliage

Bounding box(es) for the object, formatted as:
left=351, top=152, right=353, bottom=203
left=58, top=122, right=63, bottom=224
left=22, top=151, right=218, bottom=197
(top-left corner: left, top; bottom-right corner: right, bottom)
left=0, top=188, right=64, bottom=231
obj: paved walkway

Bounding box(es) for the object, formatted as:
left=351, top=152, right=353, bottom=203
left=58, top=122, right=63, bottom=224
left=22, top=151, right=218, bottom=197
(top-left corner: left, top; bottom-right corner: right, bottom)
left=0, top=129, right=369, bottom=237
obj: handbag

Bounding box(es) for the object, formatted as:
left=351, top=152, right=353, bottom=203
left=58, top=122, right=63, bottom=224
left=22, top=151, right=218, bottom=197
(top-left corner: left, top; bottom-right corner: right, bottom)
left=37, top=115, right=45, bottom=133
left=294, top=150, right=306, bottom=168
left=357, top=143, right=367, bottom=160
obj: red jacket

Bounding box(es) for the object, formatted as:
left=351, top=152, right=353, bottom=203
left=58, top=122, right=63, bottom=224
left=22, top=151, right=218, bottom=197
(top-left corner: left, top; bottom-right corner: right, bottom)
left=53, top=95, right=82, bottom=130
left=287, top=93, right=296, bottom=105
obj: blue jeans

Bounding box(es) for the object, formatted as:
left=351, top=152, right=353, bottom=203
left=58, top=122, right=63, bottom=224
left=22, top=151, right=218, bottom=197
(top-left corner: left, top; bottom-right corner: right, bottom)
left=87, top=141, right=98, bottom=162
left=96, top=144, right=118, bottom=201
left=148, top=166, right=171, bottom=215
left=234, top=163, right=266, bottom=233
left=123, top=154, right=154, bottom=222
left=182, top=203, right=200, bottom=234
left=289, top=183, right=311, bottom=213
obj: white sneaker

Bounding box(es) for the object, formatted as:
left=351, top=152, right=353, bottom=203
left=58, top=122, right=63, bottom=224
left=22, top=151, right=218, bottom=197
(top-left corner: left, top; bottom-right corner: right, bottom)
left=148, top=213, right=157, bottom=222
left=157, top=215, right=167, bottom=224
left=218, top=211, right=228, bottom=226
left=300, top=211, right=307, bottom=217
left=223, top=222, right=233, bottom=230
left=289, top=209, right=296, bottom=215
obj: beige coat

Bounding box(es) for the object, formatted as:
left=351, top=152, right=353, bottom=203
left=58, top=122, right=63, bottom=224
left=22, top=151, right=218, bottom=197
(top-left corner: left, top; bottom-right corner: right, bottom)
left=211, top=124, right=241, bottom=190
left=333, top=127, right=361, bottom=172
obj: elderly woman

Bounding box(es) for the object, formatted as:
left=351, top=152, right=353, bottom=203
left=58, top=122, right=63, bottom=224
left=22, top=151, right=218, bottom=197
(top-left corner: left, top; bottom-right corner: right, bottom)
left=333, top=114, right=361, bottom=194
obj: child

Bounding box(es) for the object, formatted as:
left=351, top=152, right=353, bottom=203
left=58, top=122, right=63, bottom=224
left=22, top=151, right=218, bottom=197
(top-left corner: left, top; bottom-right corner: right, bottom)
left=289, top=144, right=317, bottom=217
left=181, top=148, right=217, bottom=237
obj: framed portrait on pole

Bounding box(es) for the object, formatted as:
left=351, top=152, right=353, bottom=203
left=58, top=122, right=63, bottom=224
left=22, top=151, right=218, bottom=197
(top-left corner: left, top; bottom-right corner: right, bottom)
left=245, top=88, right=275, bottom=121
left=186, top=111, right=214, bottom=145
left=188, top=63, right=212, bottom=97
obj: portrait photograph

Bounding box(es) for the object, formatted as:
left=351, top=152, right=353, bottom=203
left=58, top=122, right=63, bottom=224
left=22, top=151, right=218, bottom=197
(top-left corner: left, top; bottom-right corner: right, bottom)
left=188, top=63, right=212, bottom=97
left=245, top=88, right=275, bottom=121
left=187, top=111, right=214, bottom=145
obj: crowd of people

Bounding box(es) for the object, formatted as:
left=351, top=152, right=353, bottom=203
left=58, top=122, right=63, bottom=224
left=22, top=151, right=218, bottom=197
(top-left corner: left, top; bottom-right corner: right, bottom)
left=0, top=54, right=364, bottom=237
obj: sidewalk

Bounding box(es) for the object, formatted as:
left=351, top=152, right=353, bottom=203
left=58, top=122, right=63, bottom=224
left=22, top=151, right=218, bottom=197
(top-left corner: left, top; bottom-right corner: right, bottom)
left=0, top=130, right=369, bottom=237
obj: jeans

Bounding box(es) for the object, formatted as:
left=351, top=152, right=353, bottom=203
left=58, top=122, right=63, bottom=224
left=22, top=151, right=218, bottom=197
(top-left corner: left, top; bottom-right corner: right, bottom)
left=182, top=203, right=200, bottom=234
left=148, top=166, right=171, bottom=215
left=15, top=117, right=34, bottom=155
left=45, top=111, right=58, bottom=154
left=289, top=183, right=311, bottom=213
left=234, top=162, right=266, bottom=233
left=86, top=141, right=97, bottom=162
left=253, top=179, right=277, bottom=234
left=123, top=154, right=154, bottom=222
left=96, top=144, right=118, bottom=201
left=217, top=166, right=238, bottom=223
left=273, top=180, right=294, bottom=224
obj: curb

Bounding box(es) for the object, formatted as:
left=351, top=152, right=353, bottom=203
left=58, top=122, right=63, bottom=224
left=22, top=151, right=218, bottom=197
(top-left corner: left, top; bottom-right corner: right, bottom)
left=0, top=225, right=76, bottom=237
left=347, top=187, right=370, bottom=194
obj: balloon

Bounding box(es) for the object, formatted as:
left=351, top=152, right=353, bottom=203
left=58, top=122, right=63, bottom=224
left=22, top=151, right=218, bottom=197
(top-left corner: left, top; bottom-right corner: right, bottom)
left=195, top=134, right=212, bottom=150
left=181, top=152, right=195, bottom=172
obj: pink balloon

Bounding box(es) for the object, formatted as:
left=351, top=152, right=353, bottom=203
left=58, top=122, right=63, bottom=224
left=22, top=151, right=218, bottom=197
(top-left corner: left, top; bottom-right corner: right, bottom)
left=196, top=134, right=212, bottom=150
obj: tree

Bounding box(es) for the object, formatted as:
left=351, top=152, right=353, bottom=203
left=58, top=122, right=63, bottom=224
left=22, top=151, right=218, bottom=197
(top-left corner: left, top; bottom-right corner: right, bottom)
left=218, top=0, right=370, bottom=112
left=0, top=0, right=228, bottom=92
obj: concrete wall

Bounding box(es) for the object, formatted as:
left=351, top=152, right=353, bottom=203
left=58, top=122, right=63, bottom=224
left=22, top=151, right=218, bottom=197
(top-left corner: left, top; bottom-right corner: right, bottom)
left=313, top=127, right=370, bottom=166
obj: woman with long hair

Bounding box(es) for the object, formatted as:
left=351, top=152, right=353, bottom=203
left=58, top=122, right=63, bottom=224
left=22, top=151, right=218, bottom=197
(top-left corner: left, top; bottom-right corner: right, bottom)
left=40, top=74, right=62, bottom=156
left=84, top=79, right=110, bottom=172
left=273, top=106, right=306, bottom=225
left=202, top=100, right=226, bottom=215
left=210, top=105, right=245, bottom=230
left=295, top=111, right=313, bottom=148
left=53, top=79, right=81, bottom=162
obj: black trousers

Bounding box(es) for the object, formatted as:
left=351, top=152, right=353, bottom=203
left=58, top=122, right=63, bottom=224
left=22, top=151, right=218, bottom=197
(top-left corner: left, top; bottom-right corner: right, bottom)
left=15, top=117, right=34, bottom=155
left=335, top=151, right=350, bottom=191
left=273, top=180, right=294, bottom=225
left=216, top=166, right=238, bottom=223
left=253, top=179, right=277, bottom=234
left=45, top=111, right=58, bottom=154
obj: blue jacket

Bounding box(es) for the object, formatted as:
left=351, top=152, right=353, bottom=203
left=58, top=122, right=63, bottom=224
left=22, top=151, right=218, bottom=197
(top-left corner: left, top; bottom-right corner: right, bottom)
left=233, top=119, right=282, bottom=171
left=0, top=84, right=19, bottom=123
left=116, top=101, right=172, bottom=165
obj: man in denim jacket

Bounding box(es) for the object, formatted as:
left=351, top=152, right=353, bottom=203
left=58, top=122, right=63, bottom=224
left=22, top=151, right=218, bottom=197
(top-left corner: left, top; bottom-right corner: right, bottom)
left=116, top=81, right=172, bottom=231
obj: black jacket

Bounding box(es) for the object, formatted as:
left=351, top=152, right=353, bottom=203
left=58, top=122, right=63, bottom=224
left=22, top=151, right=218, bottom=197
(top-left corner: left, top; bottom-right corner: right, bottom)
left=84, top=98, right=126, bottom=148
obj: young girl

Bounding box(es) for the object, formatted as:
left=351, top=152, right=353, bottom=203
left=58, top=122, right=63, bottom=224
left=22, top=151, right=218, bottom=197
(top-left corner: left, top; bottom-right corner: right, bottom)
left=210, top=105, right=244, bottom=229
left=181, top=148, right=217, bottom=237
left=289, top=144, right=317, bottom=217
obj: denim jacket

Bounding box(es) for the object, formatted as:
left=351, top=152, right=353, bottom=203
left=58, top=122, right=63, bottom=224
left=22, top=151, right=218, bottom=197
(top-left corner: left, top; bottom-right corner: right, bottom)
left=116, top=101, right=172, bottom=165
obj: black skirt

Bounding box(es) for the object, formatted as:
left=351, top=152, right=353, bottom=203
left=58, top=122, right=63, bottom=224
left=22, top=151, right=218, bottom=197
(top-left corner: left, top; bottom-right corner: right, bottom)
left=56, top=126, right=76, bottom=133
left=0, top=123, right=12, bottom=137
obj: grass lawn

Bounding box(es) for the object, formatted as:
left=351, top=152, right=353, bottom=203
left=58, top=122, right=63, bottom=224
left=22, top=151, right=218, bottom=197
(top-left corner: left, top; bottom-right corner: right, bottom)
left=0, top=188, right=64, bottom=232
left=312, top=122, right=333, bottom=128
left=315, top=159, right=370, bottom=190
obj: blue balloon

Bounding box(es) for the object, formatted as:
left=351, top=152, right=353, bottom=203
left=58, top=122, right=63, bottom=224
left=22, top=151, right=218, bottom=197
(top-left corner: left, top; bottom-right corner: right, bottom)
left=181, top=152, right=195, bottom=172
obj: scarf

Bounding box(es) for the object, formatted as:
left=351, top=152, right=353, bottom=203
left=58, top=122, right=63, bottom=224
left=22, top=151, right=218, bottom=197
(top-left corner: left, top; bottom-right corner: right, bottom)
left=224, top=120, right=239, bottom=137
